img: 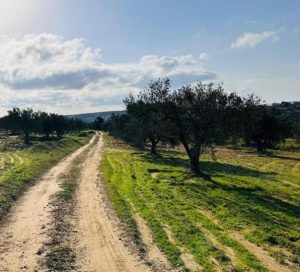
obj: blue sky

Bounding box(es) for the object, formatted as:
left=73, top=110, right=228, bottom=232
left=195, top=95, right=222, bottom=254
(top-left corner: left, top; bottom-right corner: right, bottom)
left=0, top=0, right=299, bottom=115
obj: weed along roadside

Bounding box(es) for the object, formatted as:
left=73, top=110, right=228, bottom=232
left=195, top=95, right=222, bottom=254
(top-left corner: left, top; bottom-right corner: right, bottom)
left=101, top=134, right=299, bottom=272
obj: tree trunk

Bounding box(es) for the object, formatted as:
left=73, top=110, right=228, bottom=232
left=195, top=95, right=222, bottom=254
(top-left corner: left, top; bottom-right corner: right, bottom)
left=46, top=132, right=50, bottom=140
left=180, top=137, right=201, bottom=174
left=179, top=137, right=210, bottom=179
left=56, top=131, right=63, bottom=138
left=24, top=131, right=30, bottom=144
left=257, top=140, right=264, bottom=152
left=189, top=145, right=201, bottom=175
left=190, top=154, right=201, bottom=174
left=150, top=139, right=158, bottom=155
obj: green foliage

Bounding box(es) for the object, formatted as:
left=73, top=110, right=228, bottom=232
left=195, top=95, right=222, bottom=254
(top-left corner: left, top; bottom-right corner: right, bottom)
left=93, top=116, right=105, bottom=130
left=169, top=82, right=245, bottom=175
left=242, top=101, right=287, bottom=151
left=271, top=101, right=300, bottom=139
left=0, top=107, right=88, bottom=144
left=106, top=78, right=297, bottom=176
left=124, top=78, right=174, bottom=154
left=7, top=107, right=35, bottom=144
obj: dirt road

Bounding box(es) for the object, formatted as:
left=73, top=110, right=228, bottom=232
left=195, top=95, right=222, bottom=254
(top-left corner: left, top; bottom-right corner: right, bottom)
left=0, top=135, right=97, bottom=271
left=74, top=133, right=150, bottom=272
left=0, top=133, right=152, bottom=272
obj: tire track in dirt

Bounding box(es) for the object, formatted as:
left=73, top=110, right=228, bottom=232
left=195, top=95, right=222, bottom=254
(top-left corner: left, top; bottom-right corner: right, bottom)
left=197, top=209, right=293, bottom=272
left=133, top=213, right=173, bottom=271
left=0, top=135, right=97, bottom=272
left=231, top=232, right=292, bottom=272
left=74, top=133, right=151, bottom=272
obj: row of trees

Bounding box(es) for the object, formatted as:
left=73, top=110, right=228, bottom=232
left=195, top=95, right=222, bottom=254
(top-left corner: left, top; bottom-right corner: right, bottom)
left=271, top=101, right=300, bottom=142
left=0, top=108, right=88, bottom=144
left=106, top=78, right=290, bottom=176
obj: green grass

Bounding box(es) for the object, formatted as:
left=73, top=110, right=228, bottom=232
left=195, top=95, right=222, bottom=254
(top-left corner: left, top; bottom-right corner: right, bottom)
left=57, top=134, right=97, bottom=200
left=57, top=156, right=82, bottom=200
left=101, top=135, right=300, bottom=272
left=277, top=138, right=300, bottom=152
left=0, top=132, right=92, bottom=222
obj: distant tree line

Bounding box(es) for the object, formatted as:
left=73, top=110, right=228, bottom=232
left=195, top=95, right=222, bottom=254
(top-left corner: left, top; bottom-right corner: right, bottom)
left=0, top=107, right=89, bottom=144
left=271, top=101, right=300, bottom=142
left=105, top=78, right=295, bottom=176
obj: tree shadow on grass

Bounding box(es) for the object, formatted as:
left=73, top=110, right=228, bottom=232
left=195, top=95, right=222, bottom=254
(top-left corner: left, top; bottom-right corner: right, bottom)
left=141, top=153, right=189, bottom=168
left=140, top=153, right=299, bottom=224
left=168, top=179, right=300, bottom=228
left=213, top=181, right=299, bottom=218
left=142, top=153, right=275, bottom=178
left=221, top=145, right=300, bottom=162
left=29, top=135, right=61, bottom=142
left=257, top=153, right=300, bottom=162
left=201, top=161, right=276, bottom=177
left=233, top=147, right=300, bottom=162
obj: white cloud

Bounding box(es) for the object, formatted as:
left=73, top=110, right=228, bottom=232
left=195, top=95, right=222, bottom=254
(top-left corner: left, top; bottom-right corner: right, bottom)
left=0, top=34, right=216, bottom=115
left=199, top=52, right=209, bottom=61
left=231, top=31, right=278, bottom=49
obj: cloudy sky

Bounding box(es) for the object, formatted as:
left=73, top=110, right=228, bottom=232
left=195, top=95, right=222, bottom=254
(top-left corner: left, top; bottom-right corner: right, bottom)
left=0, top=0, right=299, bottom=115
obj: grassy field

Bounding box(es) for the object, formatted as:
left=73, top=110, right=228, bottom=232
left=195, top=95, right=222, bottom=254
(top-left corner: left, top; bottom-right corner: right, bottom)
left=101, top=135, right=300, bottom=272
left=0, top=132, right=92, bottom=222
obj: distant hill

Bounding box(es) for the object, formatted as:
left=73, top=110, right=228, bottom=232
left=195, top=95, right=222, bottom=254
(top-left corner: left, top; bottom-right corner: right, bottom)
left=66, top=110, right=126, bottom=123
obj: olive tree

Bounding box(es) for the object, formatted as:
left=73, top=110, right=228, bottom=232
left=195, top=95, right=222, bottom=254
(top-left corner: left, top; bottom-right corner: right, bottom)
left=7, top=107, right=35, bottom=144
left=170, top=82, right=244, bottom=176
left=124, top=78, right=174, bottom=154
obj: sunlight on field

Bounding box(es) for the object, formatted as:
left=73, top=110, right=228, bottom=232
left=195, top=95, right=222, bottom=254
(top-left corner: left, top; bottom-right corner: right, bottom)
left=0, top=151, right=24, bottom=174
left=102, top=135, right=300, bottom=272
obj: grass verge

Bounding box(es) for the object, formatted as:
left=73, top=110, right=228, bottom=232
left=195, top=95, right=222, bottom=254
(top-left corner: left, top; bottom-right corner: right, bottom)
left=0, top=132, right=93, bottom=223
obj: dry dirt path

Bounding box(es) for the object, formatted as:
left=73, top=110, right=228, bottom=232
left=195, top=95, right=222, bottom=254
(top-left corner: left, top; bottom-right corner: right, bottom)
left=74, top=133, right=151, bottom=272
left=0, top=133, right=153, bottom=272
left=0, top=135, right=97, bottom=272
